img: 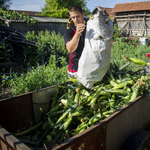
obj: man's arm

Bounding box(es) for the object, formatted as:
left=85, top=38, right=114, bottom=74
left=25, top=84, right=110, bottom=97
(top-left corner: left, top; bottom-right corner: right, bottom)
left=66, top=23, right=86, bottom=53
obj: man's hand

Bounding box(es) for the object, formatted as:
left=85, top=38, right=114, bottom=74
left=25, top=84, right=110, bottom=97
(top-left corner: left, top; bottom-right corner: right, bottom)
left=76, top=23, right=86, bottom=36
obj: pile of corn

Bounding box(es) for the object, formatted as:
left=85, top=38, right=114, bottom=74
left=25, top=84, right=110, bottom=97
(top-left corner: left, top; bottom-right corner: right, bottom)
left=15, top=56, right=150, bottom=149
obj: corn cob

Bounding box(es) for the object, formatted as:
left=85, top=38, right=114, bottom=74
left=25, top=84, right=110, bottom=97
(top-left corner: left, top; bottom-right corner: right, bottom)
left=61, top=99, right=68, bottom=106
left=56, top=111, right=69, bottom=124
left=102, top=110, right=114, bottom=117
left=109, top=94, right=115, bottom=109
left=100, top=100, right=109, bottom=105
left=74, top=122, right=87, bottom=134
left=98, top=95, right=108, bottom=101
left=46, top=104, right=60, bottom=114
left=15, top=122, right=43, bottom=137
left=80, top=89, right=90, bottom=96
left=110, top=89, right=128, bottom=95
left=128, top=86, right=140, bottom=102
left=110, top=80, right=117, bottom=87
left=114, top=80, right=133, bottom=89
left=47, top=110, right=62, bottom=117
left=90, top=87, right=102, bottom=104
left=88, top=113, right=102, bottom=125
left=74, top=93, right=80, bottom=103
left=72, top=110, right=86, bottom=117
left=63, top=114, right=73, bottom=130
left=122, top=55, right=150, bottom=66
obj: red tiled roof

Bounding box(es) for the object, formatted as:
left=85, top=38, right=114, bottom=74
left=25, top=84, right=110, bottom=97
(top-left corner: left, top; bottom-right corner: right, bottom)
left=112, top=1, right=150, bottom=12
left=9, top=10, right=41, bottom=16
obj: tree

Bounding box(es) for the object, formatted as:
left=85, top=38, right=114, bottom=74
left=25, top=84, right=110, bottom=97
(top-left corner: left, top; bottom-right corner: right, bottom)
left=0, top=0, right=12, bottom=10
left=41, top=0, right=91, bottom=18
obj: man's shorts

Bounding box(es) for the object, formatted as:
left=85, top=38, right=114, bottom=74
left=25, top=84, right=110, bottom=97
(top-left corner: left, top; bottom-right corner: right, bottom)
left=68, top=71, right=77, bottom=78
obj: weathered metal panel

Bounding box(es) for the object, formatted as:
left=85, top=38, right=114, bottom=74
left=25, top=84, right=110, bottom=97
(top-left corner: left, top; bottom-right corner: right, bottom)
left=7, top=22, right=67, bottom=36
left=0, top=93, right=34, bottom=133
left=32, top=84, right=58, bottom=123
left=51, top=122, right=106, bottom=150
left=105, top=95, right=150, bottom=150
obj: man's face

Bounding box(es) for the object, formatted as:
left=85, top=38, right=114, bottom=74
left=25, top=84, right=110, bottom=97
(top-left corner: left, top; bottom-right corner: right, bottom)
left=70, top=11, right=84, bottom=26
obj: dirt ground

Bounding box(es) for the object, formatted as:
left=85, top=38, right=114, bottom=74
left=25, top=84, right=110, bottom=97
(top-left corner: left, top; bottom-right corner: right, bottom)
left=0, top=85, right=12, bottom=100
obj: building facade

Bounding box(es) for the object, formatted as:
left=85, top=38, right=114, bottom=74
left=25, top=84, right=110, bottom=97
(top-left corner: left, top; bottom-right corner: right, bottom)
left=112, top=1, right=150, bottom=37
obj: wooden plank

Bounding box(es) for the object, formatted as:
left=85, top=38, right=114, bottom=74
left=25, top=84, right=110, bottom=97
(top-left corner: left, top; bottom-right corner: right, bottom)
left=115, top=14, right=150, bottom=18
left=0, top=126, right=30, bottom=150
left=120, top=21, right=128, bottom=29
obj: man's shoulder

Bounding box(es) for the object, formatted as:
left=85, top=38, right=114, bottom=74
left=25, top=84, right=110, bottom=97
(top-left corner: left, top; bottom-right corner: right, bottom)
left=64, top=25, right=75, bottom=35
left=68, top=25, right=75, bottom=31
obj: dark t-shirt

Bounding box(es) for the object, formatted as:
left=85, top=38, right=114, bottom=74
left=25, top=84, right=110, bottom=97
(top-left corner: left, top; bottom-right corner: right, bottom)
left=64, top=25, right=86, bottom=73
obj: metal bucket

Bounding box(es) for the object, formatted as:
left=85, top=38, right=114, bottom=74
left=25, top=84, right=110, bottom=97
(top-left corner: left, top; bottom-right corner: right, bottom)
left=139, top=37, right=148, bottom=45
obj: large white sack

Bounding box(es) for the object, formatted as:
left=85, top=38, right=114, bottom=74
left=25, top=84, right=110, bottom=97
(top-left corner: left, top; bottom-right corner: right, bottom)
left=75, top=7, right=113, bottom=89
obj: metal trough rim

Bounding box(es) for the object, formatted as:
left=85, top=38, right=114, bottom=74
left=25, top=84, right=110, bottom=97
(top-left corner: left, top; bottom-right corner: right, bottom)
left=0, top=82, right=149, bottom=150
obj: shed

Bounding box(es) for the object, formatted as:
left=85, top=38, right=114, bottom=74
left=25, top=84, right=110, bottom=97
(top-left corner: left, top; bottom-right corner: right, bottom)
left=112, top=1, right=150, bottom=37
left=5, top=16, right=68, bottom=36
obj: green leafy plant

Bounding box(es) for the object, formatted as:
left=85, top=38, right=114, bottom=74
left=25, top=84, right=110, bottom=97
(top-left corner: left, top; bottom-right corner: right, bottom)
left=0, top=8, right=36, bottom=25
left=2, top=55, right=68, bottom=96
left=0, top=43, right=12, bottom=61
left=113, top=24, right=122, bottom=41
left=25, top=30, right=69, bottom=63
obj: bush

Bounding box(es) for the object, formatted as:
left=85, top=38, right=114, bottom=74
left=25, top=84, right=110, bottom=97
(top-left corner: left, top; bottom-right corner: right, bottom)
left=25, top=30, right=69, bottom=64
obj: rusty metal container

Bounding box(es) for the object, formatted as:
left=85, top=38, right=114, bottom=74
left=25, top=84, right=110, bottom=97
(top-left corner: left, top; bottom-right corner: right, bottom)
left=0, top=84, right=150, bottom=150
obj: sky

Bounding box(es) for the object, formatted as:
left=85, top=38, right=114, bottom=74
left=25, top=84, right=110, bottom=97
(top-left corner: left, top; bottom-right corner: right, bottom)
left=9, top=0, right=150, bottom=12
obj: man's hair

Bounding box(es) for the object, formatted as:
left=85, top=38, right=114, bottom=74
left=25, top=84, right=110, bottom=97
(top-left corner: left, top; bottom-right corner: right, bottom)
left=69, top=5, right=83, bottom=14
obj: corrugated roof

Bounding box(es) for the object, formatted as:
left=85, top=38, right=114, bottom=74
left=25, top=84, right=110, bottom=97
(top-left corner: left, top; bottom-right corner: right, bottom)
left=6, top=16, right=68, bottom=23
left=33, top=17, right=68, bottom=23
left=112, top=1, right=150, bottom=13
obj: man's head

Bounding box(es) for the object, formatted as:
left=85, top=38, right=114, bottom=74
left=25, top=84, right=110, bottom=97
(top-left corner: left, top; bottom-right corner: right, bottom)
left=69, top=5, right=84, bottom=26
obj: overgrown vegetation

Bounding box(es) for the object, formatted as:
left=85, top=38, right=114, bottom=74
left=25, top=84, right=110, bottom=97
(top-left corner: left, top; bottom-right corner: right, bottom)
left=24, top=30, right=69, bottom=66
left=26, top=30, right=69, bottom=61
left=2, top=55, right=68, bottom=96
left=0, top=8, right=36, bottom=26
left=1, top=29, right=69, bottom=97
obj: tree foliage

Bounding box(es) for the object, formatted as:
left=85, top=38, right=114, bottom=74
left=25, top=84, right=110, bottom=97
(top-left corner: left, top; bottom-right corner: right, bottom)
left=41, top=0, right=91, bottom=18
left=0, top=0, right=12, bottom=9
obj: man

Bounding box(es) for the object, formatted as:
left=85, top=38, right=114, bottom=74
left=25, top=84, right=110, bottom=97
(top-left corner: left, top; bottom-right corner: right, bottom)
left=64, top=5, right=86, bottom=78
